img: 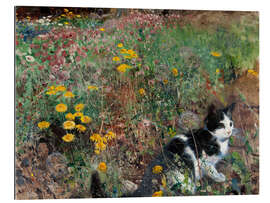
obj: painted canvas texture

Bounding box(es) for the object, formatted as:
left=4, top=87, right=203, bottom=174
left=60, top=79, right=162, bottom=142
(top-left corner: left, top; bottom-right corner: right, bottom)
left=15, top=7, right=259, bottom=199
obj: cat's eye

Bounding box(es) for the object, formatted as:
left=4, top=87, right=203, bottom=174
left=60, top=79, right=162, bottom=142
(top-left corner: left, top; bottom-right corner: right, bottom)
left=230, top=122, right=233, bottom=127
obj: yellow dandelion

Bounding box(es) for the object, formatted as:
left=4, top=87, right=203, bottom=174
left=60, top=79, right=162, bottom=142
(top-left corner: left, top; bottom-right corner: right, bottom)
left=81, top=115, right=92, bottom=124
left=94, top=149, right=100, bottom=155
left=64, top=22, right=69, bottom=25
left=211, top=51, right=222, bottom=57
left=152, top=165, right=163, bottom=174
left=64, top=8, right=69, bottom=13
left=124, top=55, right=132, bottom=59
left=120, top=49, right=128, bottom=54
left=163, top=79, right=168, bottom=85
left=112, top=56, right=120, bottom=62
left=63, top=121, right=76, bottom=130
left=55, top=103, right=67, bottom=113
left=105, top=131, right=116, bottom=140
left=88, top=85, right=99, bottom=91
left=76, top=15, right=81, bottom=18
left=216, top=69, right=220, bottom=73
left=73, top=112, right=83, bottom=118
left=90, top=133, right=103, bottom=143
left=64, top=91, right=75, bottom=98
left=61, top=14, right=66, bottom=17
left=139, top=88, right=146, bottom=96
left=98, top=162, right=107, bottom=172
left=65, top=113, right=75, bottom=120
left=152, top=190, right=163, bottom=197
left=55, top=85, right=66, bottom=92
left=62, top=133, right=75, bottom=142
left=68, top=12, right=73, bottom=15
left=99, top=28, right=105, bottom=31
left=38, top=121, right=50, bottom=129
left=172, top=68, right=178, bottom=77
left=248, top=69, right=258, bottom=77
left=49, top=86, right=55, bottom=90
left=76, top=124, right=87, bottom=132
left=95, top=142, right=106, bottom=151
left=117, top=43, right=123, bottom=48
left=127, top=49, right=134, bottom=54
left=46, top=90, right=57, bottom=95
left=131, top=53, right=138, bottom=58
left=74, top=103, right=84, bottom=112
left=117, top=64, right=127, bottom=73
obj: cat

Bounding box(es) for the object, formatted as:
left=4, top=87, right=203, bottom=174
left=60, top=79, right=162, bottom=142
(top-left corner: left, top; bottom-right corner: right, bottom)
left=90, top=103, right=236, bottom=197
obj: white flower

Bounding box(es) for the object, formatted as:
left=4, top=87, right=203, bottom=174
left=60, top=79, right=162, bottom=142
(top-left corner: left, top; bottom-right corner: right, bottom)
left=58, top=23, right=63, bottom=26
left=25, top=55, right=35, bottom=62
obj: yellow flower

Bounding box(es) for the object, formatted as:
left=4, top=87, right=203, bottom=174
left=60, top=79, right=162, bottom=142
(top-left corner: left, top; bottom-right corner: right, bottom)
left=163, top=79, right=168, bottom=85
left=46, top=90, right=57, bottom=95
left=55, top=85, right=66, bottom=92
left=127, top=50, right=134, bottom=54
left=88, top=85, right=99, bottom=90
left=64, top=91, right=75, bottom=98
left=64, top=22, right=69, bottom=25
left=65, top=113, right=75, bottom=120
left=152, top=190, right=163, bottom=197
left=152, top=165, right=163, bottom=174
left=131, top=53, right=138, bottom=58
left=117, top=64, right=131, bottom=73
left=55, top=103, right=67, bottom=112
left=172, top=68, right=178, bottom=77
left=74, top=103, right=84, bottom=112
left=124, top=55, right=132, bottom=59
left=62, top=133, right=75, bottom=142
left=105, top=131, right=116, bottom=140
left=73, top=112, right=83, bottom=118
left=216, top=69, right=220, bottom=73
left=81, top=115, right=92, bottom=124
left=61, top=14, right=66, bottom=17
left=99, top=28, right=105, bottom=31
left=64, top=8, right=69, bottom=13
left=98, top=162, right=107, bottom=172
left=94, top=149, right=100, bottom=155
left=211, top=51, right=222, bottom=57
left=120, top=49, right=128, bottom=54
left=76, top=15, right=81, bottom=18
left=90, top=133, right=103, bottom=143
left=112, top=56, right=120, bottom=62
left=49, top=86, right=55, bottom=90
left=95, top=142, right=106, bottom=151
left=248, top=69, right=258, bottom=77
left=68, top=12, right=73, bottom=15
left=38, top=121, right=50, bottom=129
left=63, top=121, right=76, bottom=130
left=117, top=43, right=123, bottom=48
left=139, top=88, right=146, bottom=96
left=76, top=124, right=87, bottom=132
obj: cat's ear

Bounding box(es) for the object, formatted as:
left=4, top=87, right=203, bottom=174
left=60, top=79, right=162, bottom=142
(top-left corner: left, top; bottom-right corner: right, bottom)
left=223, top=103, right=236, bottom=118
left=208, top=104, right=217, bottom=115
left=204, top=104, right=216, bottom=124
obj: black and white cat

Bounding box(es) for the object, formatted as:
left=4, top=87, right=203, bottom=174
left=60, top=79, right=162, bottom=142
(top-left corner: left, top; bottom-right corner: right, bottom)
left=132, top=103, right=236, bottom=196
left=90, top=103, right=236, bottom=197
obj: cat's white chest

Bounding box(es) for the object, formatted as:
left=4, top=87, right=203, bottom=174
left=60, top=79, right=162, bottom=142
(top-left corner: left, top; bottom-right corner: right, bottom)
left=203, top=140, right=229, bottom=166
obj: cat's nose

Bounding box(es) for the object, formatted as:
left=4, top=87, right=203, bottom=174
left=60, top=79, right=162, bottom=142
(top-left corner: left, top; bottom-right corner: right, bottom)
left=227, top=131, right=231, bottom=135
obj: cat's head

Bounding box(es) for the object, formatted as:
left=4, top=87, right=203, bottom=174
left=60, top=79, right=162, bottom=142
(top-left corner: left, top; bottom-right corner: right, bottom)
left=204, top=103, right=236, bottom=140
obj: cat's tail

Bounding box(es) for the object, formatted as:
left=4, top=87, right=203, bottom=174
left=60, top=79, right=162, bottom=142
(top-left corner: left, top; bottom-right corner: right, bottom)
left=90, top=170, right=107, bottom=198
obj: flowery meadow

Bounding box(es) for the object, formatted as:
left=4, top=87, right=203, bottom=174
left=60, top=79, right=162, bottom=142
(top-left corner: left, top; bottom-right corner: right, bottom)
left=15, top=8, right=259, bottom=199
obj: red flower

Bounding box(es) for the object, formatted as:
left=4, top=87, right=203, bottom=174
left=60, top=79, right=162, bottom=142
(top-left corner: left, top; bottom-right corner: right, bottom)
left=75, top=55, right=80, bottom=62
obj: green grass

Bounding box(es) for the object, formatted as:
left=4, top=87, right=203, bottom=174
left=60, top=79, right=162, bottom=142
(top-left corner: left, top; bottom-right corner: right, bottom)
left=15, top=11, right=259, bottom=197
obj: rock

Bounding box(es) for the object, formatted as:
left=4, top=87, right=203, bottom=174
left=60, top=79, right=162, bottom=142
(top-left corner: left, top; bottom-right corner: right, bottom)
left=46, top=152, right=68, bottom=181
left=121, top=180, right=138, bottom=194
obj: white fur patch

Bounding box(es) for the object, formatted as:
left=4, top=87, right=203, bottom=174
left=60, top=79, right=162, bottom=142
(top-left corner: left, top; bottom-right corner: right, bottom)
left=175, top=134, right=188, bottom=142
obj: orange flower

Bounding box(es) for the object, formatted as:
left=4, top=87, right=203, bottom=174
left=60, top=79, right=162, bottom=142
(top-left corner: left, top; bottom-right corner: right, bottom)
left=98, top=162, right=107, bottom=172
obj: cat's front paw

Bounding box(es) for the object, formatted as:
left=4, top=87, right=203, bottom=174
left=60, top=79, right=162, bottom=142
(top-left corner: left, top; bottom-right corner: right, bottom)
left=214, top=173, right=226, bottom=182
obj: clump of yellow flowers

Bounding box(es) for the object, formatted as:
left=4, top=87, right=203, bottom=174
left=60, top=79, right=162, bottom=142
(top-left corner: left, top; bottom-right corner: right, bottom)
left=90, top=131, right=116, bottom=154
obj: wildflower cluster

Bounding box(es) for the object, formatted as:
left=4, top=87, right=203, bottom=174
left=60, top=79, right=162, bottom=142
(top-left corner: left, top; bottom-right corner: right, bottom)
left=90, top=131, right=116, bottom=154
